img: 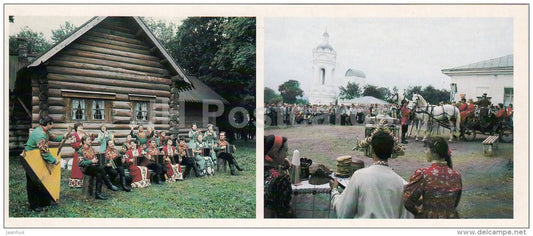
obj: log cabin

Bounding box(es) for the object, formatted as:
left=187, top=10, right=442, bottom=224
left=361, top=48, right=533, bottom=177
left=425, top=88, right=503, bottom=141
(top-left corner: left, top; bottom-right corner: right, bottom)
left=10, top=16, right=227, bottom=159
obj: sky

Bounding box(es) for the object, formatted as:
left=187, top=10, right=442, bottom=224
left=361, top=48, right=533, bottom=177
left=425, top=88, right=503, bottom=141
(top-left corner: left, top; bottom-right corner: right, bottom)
left=264, top=17, right=513, bottom=97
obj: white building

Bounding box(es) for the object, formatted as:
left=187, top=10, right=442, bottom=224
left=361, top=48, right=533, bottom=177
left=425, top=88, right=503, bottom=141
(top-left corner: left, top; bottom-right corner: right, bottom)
left=442, top=54, right=513, bottom=106
left=308, top=31, right=367, bottom=105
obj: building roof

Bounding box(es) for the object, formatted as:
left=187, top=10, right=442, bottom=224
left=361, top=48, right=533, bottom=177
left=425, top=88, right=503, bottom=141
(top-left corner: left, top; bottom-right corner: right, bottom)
left=442, top=54, right=513, bottom=75
left=25, top=16, right=192, bottom=85
left=340, top=96, right=388, bottom=105
left=177, top=76, right=229, bottom=104
left=345, top=68, right=366, bottom=78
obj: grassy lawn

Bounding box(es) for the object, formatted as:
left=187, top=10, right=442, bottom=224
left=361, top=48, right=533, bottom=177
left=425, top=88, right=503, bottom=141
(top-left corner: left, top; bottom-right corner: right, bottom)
left=8, top=140, right=256, bottom=218
left=265, top=125, right=514, bottom=219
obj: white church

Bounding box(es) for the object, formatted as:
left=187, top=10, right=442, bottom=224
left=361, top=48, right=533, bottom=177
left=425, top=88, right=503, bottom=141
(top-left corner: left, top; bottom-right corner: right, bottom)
left=307, top=31, right=368, bottom=105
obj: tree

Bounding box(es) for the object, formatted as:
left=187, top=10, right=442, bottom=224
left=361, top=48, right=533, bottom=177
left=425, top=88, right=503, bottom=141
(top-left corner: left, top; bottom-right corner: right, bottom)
left=362, top=85, right=388, bottom=100
left=405, top=85, right=423, bottom=99
left=9, top=26, right=51, bottom=55
left=265, top=87, right=282, bottom=104
left=339, top=82, right=361, bottom=100
left=51, top=21, right=77, bottom=44
left=278, top=80, right=303, bottom=104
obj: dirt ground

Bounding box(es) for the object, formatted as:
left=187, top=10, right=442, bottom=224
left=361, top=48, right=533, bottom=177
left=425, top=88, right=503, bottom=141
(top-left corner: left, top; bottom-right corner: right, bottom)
left=265, top=124, right=513, bottom=218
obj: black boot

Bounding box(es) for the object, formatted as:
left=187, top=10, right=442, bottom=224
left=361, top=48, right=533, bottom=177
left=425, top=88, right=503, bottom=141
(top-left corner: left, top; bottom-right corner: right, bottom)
left=401, top=132, right=408, bottom=144
left=229, top=163, right=236, bottom=176
left=120, top=175, right=131, bottom=192
left=104, top=175, right=119, bottom=191
left=232, top=158, right=243, bottom=171
left=154, top=174, right=162, bottom=184
left=95, top=180, right=107, bottom=200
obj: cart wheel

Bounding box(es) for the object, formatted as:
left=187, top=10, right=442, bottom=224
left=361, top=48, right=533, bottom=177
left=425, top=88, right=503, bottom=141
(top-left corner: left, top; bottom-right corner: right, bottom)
left=499, top=126, right=513, bottom=143
left=463, top=128, right=476, bottom=141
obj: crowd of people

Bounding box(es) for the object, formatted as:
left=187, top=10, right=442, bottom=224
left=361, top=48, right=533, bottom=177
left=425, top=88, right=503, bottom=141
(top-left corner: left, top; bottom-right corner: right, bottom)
left=264, top=103, right=399, bottom=127
left=22, top=117, right=243, bottom=211
left=264, top=127, right=463, bottom=219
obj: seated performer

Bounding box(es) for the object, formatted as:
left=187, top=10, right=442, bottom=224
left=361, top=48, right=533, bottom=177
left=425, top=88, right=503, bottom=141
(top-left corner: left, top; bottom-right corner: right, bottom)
left=130, top=125, right=154, bottom=149
left=22, top=117, right=68, bottom=211
left=104, top=140, right=131, bottom=192
left=161, top=139, right=183, bottom=182
left=125, top=141, right=151, bottom=188
left=190, top=134, right=215, bottom=176
left=177, top=138, right=202, bottom=178
left=215, top=131, right=243, bottom=175
left=204, top=124, right=218, bottom=164
left=145, top=139, right=166, bottom=184
left=78, top=136, right=119, bottom=200
left=156, top=131, right=168, bottom=150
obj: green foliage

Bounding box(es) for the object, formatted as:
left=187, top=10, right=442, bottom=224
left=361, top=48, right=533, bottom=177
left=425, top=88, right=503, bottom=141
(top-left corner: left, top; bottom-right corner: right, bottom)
left=406, top=85, right=450, bottom=104
left=51, top=21, right=78, bottom=44
left=362, top=84, right=389, bottom=100
left=9, top=141, right=256, bottom=218
left=9, top=26, right=51, bottom=55
left=339, top=82, right=362, bottom=100
left=265, top=87, right=282, bottom=104
left=278, top=80, right=303, bottom=104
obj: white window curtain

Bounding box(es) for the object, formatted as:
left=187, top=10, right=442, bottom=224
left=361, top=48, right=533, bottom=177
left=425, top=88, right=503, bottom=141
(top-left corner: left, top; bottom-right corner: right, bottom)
left=72, top=99, right=86, bottom=120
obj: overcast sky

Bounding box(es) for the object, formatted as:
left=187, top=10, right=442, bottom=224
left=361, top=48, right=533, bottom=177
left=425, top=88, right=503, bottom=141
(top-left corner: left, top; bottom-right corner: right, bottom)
left=264, top=17, right=513, bottom=96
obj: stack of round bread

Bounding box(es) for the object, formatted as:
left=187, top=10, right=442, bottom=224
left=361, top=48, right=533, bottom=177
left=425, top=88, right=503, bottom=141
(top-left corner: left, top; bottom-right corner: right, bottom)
left=335, top=155, right=352, bottom=178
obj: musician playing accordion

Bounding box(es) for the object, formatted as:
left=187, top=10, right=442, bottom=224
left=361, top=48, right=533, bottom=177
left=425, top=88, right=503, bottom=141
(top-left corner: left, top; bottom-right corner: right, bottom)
left=214, top=131, right=243, bottom=175
left=189, top=134, right=215, bottom=176
left=145, top=139, right=167, bottom=184
left=104, top=140, right=131, bottom=192
left=177, top=139, right=203, bottom=178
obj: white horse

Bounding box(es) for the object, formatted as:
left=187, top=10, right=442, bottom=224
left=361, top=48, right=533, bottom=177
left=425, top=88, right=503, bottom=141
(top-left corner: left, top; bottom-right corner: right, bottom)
left=406, top=100, right=428, bottom=141
left=410, top=94, right=461, bottom=142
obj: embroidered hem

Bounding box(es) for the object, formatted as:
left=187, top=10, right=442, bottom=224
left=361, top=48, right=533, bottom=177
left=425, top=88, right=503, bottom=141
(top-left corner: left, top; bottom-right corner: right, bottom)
left=68, top=178, right=83, bottom=188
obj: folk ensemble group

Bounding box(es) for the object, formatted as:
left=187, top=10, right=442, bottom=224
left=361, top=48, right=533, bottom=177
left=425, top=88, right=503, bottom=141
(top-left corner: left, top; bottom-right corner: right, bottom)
left=23, top=117, right=243, bottom=212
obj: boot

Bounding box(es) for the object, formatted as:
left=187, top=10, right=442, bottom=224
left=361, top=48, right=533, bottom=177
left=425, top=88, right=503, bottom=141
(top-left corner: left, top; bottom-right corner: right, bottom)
left=229, top=163, right=236, bottom=176
left=401, top=132, right=408, bottom=144
left=154, top=174, right=162, bottom=184
left=160, top=173, right=166, bottom=183
left=95, top=180, right=107, bottom=200
left=232, top=157, right=243, bottom=171
left=103, top=175, right=119, bottom=191
left=120, top=175, right=131, bottom=192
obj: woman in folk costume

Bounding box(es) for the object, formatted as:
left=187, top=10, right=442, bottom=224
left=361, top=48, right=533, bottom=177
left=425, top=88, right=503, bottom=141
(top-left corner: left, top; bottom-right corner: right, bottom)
left=120, top=135, right=133, bottom=155
left=95, top=123, right=113, bottom=160
left=125, top=140, right=151, bottom=188
left=188, top=123, right=201, bottom=146
left=177, top=138, right=202, bottom=178
left=68, top=122, right=87, bottom=188
left=145, top=139, right=166, bottom=184
left=130, top=125, right=154, bottom=149
left=203, top=124, right=218, bottom=164
left=78, top=136, right=119, bottom=200
left=403, top=137, right=462, bottom=218
left=161, top=139, right=183, bottom=182
left=190, top=134, right=215, bottom=176
left=264, top=135, right=294, bottom=218
left=156, top=130, right=168, bottom=150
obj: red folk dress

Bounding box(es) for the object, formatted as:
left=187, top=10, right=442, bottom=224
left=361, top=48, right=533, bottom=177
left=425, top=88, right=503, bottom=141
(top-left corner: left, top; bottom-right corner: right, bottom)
left=403, top=163, right=462, bottom=218
left=69, top=131, right=87, bottom=188
left=125, top=148, right=151, bottom=188
left=161, top=145, right=183, bottom=181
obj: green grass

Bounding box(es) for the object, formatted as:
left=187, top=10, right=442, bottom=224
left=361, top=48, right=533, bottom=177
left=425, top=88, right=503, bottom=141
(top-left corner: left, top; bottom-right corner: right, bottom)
left=8, top=140, right=256, bottom=218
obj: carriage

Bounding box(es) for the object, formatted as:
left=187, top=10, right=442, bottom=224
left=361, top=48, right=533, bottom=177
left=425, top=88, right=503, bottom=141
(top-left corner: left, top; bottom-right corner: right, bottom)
left=460, top=106, right=513, bottom=143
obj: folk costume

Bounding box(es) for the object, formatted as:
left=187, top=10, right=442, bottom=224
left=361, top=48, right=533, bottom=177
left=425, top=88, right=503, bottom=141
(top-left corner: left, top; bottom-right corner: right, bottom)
left=331, top=164, right=413, bottom=218
left=23, top=125, right=64, bottom=211
left=125, top=147, right=151, bottom=188
left=130, top=128, right=154, bottom=149
left=69, top=130, right=87, bottom=188
left=403, top=162, right=462, bottom=218
left=264, top=135, right=293, bottom=218
left=400, top=102, right=410, bottom=144
left=189, top=139, right=214, bottom=176
left=215, top=137, right=243, bottom=175
left=188, top=128, right=201, bottom=146
left=161, top=144, right=183, bottom=182
left=203, top=128, right=218, bottom=163
left=177, top=142, right=202, bottom=178
left=145, top=145, right=166, bottom=184
left=95, top=130, right=113, bottom=154
left=78, top=144, right=119, bottom=200
left=104, top=146, right=131, bottom=192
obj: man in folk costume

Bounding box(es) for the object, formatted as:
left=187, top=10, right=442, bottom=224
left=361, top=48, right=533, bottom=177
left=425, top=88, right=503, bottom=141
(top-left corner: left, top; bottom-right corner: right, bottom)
left=104, top=140, right=131, bottom=192
left=330, top=128, right=413, bottom=218
left=130, top=125, right=154, bottom=149
left=125, top=141, right=151, bottom=188
left=161, top=139, right=183, bottom=182
left=156, top=130, right=167, bottom=150
left=78, top=136, right=119, bottom=200
left=145, top=139, right=166, bottom=184
left=177, top=138, right=202, bottom=178
left=22, top=117, right=68, bottom=212
left=119, top=135, right=133, bottom=155
left=215, top=131, right=243, bottom=175
left=400, top=100, right=410, bottom=144
left=69, top=122, right=87, bottom=188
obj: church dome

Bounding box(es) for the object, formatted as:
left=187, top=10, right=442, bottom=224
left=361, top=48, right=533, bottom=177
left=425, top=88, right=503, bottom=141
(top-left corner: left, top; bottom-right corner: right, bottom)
left=345, top=68, right=366, bottom=78
left=315, top=31, right=334, bottom=51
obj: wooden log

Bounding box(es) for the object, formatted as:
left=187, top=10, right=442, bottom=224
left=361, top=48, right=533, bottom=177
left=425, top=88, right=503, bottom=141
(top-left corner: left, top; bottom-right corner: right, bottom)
left=47, top=65, right=170, bottom=85
left=112, top=116, right=132, bottom=124
left=112, top=109, right=132, bottom=117
left=82, top=34, right=148, bottom=51
left=153, top=117, right=170, bottom=123
left=76, top=39, right=152, bottom=56
left=86, top=30, right=144, bottom=46
left=48, top=59, right=160, bottom=77
left=154, top=103, right=170, bottom=112
left=48, top=105, right=65, bottom=114
left=32, top=105, right=39, bottom=113
left=54, top=54, right=169, bottom=76
left=98, top=21, right=136, bottom=35
left=48, top=97, right=66, bottom=106
left=47, top=73, right=170, bottom=91
left=32, top=96, right=39, bottom=106
left=52, top=123, right=169, bottom=130
left=91, top=27, right=141, bottom=42
left=48, top=80, right=170, bottom=98
left=62, top=48, right=164, bottom=69
left=69, top=43, right=160, bottom=62
left=112, top=101, right=131, bottom=110
left=49, top=114, right=66, bottom=123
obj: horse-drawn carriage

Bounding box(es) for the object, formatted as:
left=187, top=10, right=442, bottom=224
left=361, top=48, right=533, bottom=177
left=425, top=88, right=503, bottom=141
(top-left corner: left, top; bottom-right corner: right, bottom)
left=459, top=106, right=513, bottom=143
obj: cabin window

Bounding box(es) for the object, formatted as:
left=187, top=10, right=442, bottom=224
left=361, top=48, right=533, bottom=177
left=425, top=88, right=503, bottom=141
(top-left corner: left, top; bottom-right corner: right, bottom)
left=135, top=102, right=148, bottom=121
left=92, top=100, right=105, bottom=120
left=72, top=99, right=86, bottom=120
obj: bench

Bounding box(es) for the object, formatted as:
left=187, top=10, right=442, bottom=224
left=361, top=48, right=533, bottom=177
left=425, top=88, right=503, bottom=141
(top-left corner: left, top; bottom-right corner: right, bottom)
left=482, top=135, right=499, bottom=156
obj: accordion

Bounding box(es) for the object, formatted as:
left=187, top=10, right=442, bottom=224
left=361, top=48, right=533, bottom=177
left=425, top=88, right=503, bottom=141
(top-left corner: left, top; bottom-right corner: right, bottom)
left=137, top=155, right=150, bottom=166
left=202, top=148, right=211, bottom=156
left=225, top=145, right=235, bottom=154
left=185, top=148, right=194, bottom=158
